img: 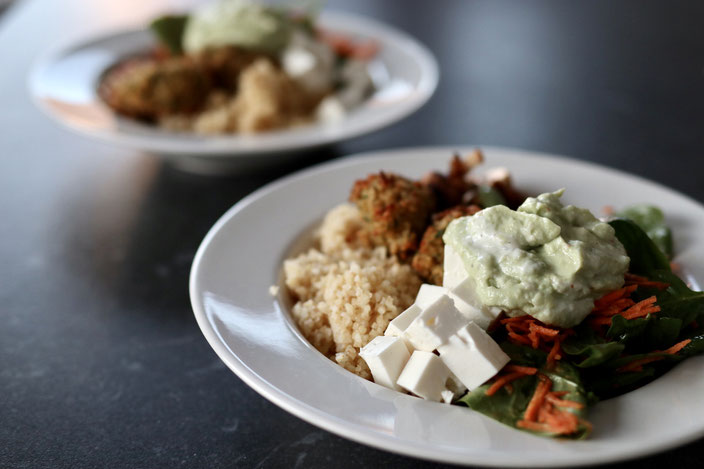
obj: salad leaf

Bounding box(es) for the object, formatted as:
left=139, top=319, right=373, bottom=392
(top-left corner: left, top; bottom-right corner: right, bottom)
left=150, top=14, right=189, bottom=55
left=606, top=315, right=682, bottom=351
left=609, top=218, right=670, bottom=275
left=562, top=325, right=625, bottom=367
left=477, top=185, right=506, bottom=208
left=679, top=333, right=704, bottom=358
left=648, top=270, right=704, bottom=327
left=457, top=343, right=590, bottom=439
left=616, top=205, right=673, bottom=258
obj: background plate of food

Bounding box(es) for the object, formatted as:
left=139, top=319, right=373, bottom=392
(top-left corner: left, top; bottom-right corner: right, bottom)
left=28, top=1, right=438, bottom=166
left=190, top=146, right=704, bottom=466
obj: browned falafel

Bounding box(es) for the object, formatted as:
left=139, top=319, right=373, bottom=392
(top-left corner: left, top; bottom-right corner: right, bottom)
left=349, top=172, right=436, bottom=260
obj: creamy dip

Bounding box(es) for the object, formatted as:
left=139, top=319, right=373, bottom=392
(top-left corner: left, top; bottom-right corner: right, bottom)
left=443, top=190, right=630, bottom=327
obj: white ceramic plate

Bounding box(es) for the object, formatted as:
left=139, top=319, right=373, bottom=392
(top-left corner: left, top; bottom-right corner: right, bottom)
left=28, top=12, right=438, bottom=161
left=189, top=146, right=704, bottom=466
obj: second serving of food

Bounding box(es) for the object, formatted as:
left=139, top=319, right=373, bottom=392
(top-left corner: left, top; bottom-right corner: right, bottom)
left=99, top=0, right=376, bottom=135
left=283, top=150, right=704, bottom=439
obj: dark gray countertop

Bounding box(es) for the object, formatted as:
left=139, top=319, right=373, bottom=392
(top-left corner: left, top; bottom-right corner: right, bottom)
left=2, top=0, right=704, bottom=467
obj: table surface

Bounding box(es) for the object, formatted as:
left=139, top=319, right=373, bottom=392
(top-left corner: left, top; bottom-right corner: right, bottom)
left=3, top=0, right=704, bottom=467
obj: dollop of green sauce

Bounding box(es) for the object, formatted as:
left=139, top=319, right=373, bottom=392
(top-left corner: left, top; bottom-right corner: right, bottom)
left=183, top=0, right=293, bottom=54
left=443, top=190, right=630, bottom=328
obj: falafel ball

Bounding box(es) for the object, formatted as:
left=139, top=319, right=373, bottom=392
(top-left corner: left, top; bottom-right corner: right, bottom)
left=100, top=56, right=211, bottom=119
left=411, top=204, right=481, bottom=285
left=349, top=172, right=436, bottom=260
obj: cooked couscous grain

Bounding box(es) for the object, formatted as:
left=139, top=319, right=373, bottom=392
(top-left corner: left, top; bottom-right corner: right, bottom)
left=284, top=204, right=421, bottom=379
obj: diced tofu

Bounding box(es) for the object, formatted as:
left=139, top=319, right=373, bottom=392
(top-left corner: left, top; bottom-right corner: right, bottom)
left=402, top=295, right=469, bottom=352
left=415, top=283, right=447, bottom=308
left=385, top=284, right=446, bottom=337
left=385, top=304, right=421, bottom=337
left=359, top=336, right=411, bottom=392
left=448, top=281, right=498, bottom=330
left=443, top=244, right=501, bottom=329
left=440, top=373, right=467, bottom=404
left=396, top=351, right=451, bottom=401
left=443, top=243, right=467, bottom=289
left=440, top=389, right=455, bottom=404
left=438, top=322, right=510, bottom=390
left=445, top=372, right=467, bottom=396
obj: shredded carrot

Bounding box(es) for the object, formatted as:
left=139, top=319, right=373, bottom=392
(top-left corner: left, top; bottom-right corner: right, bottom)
left=503, top=365, right=538, bottom=375
left=318, top=31, right=379, bottom=60
left=530, top=323, right=560, bottom=337
left=523, top=375, right=551, bottom=422
left=516, top=420, right=553, bottom=432
left=508, top=332, right=533, bottom=346
left=592, top=298, right=636, bottom=316
left=594, top=285, right=638, bottom=309
left=545, top=393, right=584, bottom=409
left=485, top=365, right=538, bottom=396
left=501, top=316, right=533, bottom=324
left=485, top=372, right=527, bottom=396
left=617, top=339, right=691, bottom=373
left=589, top=316, right=615, bottom=327
left=540, top=403, right=579, bottom=434
left=617, top=356, right=663, bottom=373
left=501, top=315, right=571, bottom=367
left=624, top=273, right=670, bottom=290
left=516, top=374, right=587, bottom=435
left=546, top=338, right=562, bottom=368
left=621, top=296, right=660, bottom=320
left=662, top=339, right=691, bottom=355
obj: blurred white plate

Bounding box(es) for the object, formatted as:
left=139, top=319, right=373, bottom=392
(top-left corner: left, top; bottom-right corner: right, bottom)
left=189, top=146, right=704, bottom=466
left=28, top=12, right=437, bottom=164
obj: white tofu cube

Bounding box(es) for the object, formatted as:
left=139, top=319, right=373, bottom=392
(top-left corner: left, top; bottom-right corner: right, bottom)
left=415, top=283, right=448, bottom=308
left=443, top=244, right=468, bottom=289
left=440, top=373, right=468, bottom=404
left=402, top=295, right=469, bottom=352
left=443, top=244, right=501, bottom=329
left=385, top=284, right=447, bottom=337
left=448, top=284, right=498, bottom=330
left=385, top=304, right=421, bottom=337
left=440, top=389, right=455, bottom=404
left=396, top=351, right=451, bottom=401
left=445, top=372, right=467, bottom=395
left=359, top=336, right=411, bottom=392
left=438, top=322, right=510, bottom=390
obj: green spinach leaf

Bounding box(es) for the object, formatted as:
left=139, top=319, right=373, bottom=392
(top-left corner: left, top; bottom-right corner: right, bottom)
left=457, top=343, right=590, bottom=439
left=616, top=205, right=673, bottom=258
left=609, top=218, right=670, bottom=275
left=150, top=14, right=189, bottom=55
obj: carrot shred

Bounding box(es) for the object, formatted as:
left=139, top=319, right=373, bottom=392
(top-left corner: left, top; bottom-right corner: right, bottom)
left=624, top=273, right=670, bottom=290
left=517, top=374, right=586, bottom=435
left=508, top=332, right=533, bottom=346
left=546, top=338, right=562, bottom=369
left=530, top=323, right=560, bottom=337
left=485, top=372, right=527, bottom=396
left=617, top=356, right=664, bottom=373
left=523, top=375, right=551, bottom=422
left=594, top=285, right=638, bottom=309
left=503, top=365, right=538, bottom=375
left=662, top=339, right=691, bottom=355
left=545, top=394, right=584, bottom=409
left=516, top=420, right=553, bottom=432
left=500, top=316, right=532, bottom=323
left=621, top=296, right=660, bottom=320
left=485, top=365, right=538, bottom=396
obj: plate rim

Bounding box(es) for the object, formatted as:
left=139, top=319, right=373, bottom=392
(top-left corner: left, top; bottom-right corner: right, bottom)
left=190, top=145, right=704, bottom=466
left=27, top=10, right=439, bottom=157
